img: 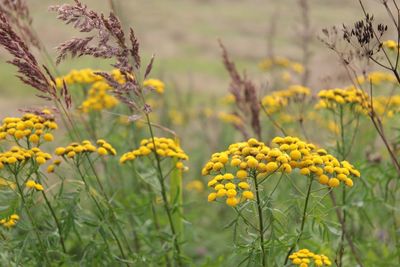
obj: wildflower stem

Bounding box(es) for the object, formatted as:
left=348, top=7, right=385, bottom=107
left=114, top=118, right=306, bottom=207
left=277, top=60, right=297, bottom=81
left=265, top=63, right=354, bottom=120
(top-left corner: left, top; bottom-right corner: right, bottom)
left=84, top=154, right=133, bottom=255
left=252, top=172, right=266, bottom=267
left=284, top=176, right=313, bottom=264
left=75, top=164, right=129, bottom=266
left=41, top=190, right=67, bottom=253
left=150, top=196, right=172, bottom=267
left=260, top=102, right=288, bottom=136
left=329, top=190, right=364, bottom=267
left=144, top=113, right=183, bottom=267
left=13, top=172, right=50, bottom=265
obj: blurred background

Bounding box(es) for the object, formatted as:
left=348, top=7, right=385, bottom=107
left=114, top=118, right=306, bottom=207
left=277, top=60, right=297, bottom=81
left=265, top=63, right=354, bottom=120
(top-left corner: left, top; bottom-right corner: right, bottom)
left=0, top=0, right=389, bottom=114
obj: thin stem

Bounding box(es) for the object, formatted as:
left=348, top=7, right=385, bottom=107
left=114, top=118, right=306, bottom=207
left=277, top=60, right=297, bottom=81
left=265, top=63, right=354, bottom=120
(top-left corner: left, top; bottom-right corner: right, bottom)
left=144, top=113, right=182, bottom=267
left=41, top=190, right=66, bottom=253
left=329, top=190, right=364, bottom=267
left=84, top=154, right=133, bottom=255
left=13, top=172, right=50, bottom=265
left=76, top=163, right=129, bottom=266
left=252, top=173, right=266, bottom=267
left=284, top=176, right=313, bottom=264
left=260, top=102, right=288, bottom=136
left=339, top=106, right=346, bottom=159
left=150, top=197, right=172, bottom=267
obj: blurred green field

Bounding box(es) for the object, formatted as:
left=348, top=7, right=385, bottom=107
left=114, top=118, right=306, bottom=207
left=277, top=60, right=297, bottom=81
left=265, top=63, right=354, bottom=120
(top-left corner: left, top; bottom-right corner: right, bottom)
left=0, top=0, right=390, bottom=114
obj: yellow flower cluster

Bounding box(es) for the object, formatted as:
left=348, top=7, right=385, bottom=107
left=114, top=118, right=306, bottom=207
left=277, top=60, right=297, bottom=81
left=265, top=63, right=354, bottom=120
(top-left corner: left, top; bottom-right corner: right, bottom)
left=46, top=159, right=62, bottom=174
left=0, top=146, right=51, bottom=168
left=259, top=57, right=304, bottom=74
left=56, top=69, right=123, bottom=113
left=55, top=139, right=116, bottom=160
left=272, top=136, right=360, bottom=187
left=315, top=87, right=368, bottom=113
left=220, top=94, right=236, bottom=105
left=204, top=137, right=360, bottom=206
left=119, top=137, right=188, bottom=168
left=26, top=180, right=44, bottom=191
left=143, top=79, right=165, bottom=94
left=203, top=138, right=292, bottom=207
left=356, top=71, right=396, bottom=85
left=0, top=214, right=20, bottom=229
left=169, top=110, right=184, bottom=126
left=57, top=69, right=166, bottom=113
left=316, top=86, right=400, bottom=118
left=0, top=112, right=57, bottom=145
left=289, top=249, right=332, bottom=266
left=261, top=85, right=311, bottom=115
left=217, top=112, right=243, bottom=126
left=185, top=180, right=204, bottom=193
left=80, top=81, right=119, bottom=113
left=382, top=40, right=400, bottom=51
left=55, top=68, right=105, bottom=87
left=369, top=95, right=400, bottom=118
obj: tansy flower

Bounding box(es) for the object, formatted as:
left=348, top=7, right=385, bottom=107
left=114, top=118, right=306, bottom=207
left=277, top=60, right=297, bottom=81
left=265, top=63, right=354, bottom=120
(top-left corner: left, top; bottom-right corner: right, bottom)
left=259, top=57, right=304, bottom=74
left=120, top=137, right=188, bottom=170
left=0, top=214, right=20, bottom=229
left=261, top=85, right=310, bottom=115
left=0, top=146, right=51, bottom=169
left=203, top=138, right=292, bottom=207
left=315, top=86, right=371, bottom=115
left=272, top=136, right=360, bottom=187
left=185, top=180, right=204, bottom=193
left=217, top=112, right=243, bottom=126
left=382, top=40, right=400, bottom=51
left=289, top=248, right=332, bottom=266
left=143, top=79, right=165, bottom=94
left=55, top=139, right=116, bottom=160
left=25, top=180, right=44, bottom=191
left=54, top=69, right=125, bottom=113
left=0, top=112, right=58, bottom=146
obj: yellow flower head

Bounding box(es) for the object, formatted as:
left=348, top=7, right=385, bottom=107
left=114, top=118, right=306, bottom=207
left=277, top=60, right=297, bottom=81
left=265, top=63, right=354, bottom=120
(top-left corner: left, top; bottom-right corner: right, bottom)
left=272, top=136, right=360, bottom=187
left=259, top=56, right=304, bottom=74
left=120, top=137, right=188, bottom=168
left=261, top=85, right=310, bottom=115
left=0, top=112, right=58, bottom=146
left=0, top=214, right=20, bottom=229
left=0, top=146, right=51, bottom=168
left=25, top=180, right=44, bottom=191
left=143, top=79, right=165, bottom=94
left=203, top=138, right=292, bottom=207
left=55, top=139, right=116, bottom=160
left=289, top=249, right=332, bottom=266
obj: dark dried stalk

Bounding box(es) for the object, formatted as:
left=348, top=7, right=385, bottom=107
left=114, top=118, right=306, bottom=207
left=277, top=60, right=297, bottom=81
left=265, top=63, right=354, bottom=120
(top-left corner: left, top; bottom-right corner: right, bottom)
left=219, top=41, right=261, bottom=139
left=0, top=0, right=40, bottom=49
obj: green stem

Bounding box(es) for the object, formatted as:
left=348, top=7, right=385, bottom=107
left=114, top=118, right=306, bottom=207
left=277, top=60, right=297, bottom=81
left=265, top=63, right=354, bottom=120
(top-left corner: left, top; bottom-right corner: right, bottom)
left=14, top=172, right=50, bottom=265
left=253, top=173, right=266, bottom=267
left=76, top=164, right=129, bottom=266
left=33, top=169, right=66, bottom=253
left=144, top=113, right=182, bottom=267
left=41, top=190, right=66, bottom=253
left=84, top=155, right=133, bottom=255
left=170, top=159, right=183, bottom=244
left=284, top=176, right=313, bottom=264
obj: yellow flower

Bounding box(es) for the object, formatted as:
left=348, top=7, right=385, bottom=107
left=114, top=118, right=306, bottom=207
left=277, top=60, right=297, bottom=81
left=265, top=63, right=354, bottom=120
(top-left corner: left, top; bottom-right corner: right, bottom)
left=289, top=249, right=332, bottom=266
left=120, top=137, right=188, bottom=166
left=143, top=79, right=165, bottom=94
left=186, top=180, right=204, bottom=192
